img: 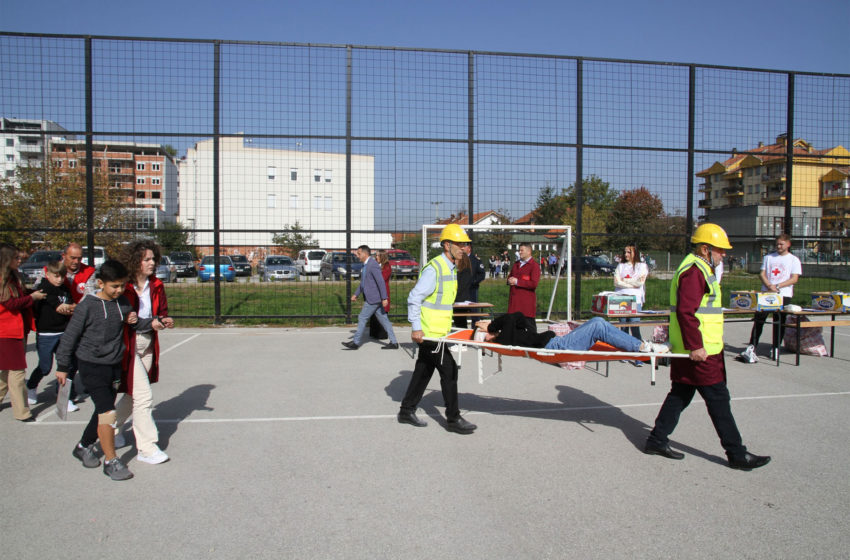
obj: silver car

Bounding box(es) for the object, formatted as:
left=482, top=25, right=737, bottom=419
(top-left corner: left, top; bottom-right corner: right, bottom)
left=262, top=255, right=298, bottom=281
left=155, top=256, right=177, bottom=283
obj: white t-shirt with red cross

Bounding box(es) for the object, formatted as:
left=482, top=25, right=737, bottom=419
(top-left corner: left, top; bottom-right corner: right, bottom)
left=760, top=251, right=802, bottom=298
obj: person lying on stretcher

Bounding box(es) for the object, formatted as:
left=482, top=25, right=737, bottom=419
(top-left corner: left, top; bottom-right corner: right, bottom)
left=474, top=312, right=670, bottom=354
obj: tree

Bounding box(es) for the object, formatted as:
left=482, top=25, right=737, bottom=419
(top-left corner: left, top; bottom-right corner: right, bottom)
left=563, top=175, right=618, bottom=211
left=151, top=221, right=192, bottom=254
left=530, top=176, right=617, bottom=232
left=605, top=186, right=666, bottom=250
left=271, top=221, right=318, bottom=256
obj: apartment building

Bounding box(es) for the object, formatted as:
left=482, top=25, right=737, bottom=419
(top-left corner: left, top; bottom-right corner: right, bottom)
left=0, top=118, right=69, bottom=184
left=50, top=139, right=179, bottom=228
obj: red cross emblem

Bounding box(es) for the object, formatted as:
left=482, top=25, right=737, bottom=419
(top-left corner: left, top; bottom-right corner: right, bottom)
left=771, top=267, right=781, bottom=276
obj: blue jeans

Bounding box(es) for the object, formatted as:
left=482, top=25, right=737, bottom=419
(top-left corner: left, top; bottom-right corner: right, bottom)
left=26, top=333, right=62, bottom=390
left=353, top=302, right=397, bottom=345
left=544, top=317, right=642, bottom=352
left=619, top=302, right=642, bottom=339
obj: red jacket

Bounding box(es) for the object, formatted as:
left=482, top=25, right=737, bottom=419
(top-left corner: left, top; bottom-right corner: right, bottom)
left=64, top=264, right=96, bottom=303
left=0, top=277, right=34, bottom=339
left=381, top=263, right=391, bottom=312
left=119, top=277, right=169, bottom=395
left=507, top=258, right=541, bottom=319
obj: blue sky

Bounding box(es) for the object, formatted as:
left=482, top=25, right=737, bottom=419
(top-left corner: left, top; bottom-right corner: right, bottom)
left=2, top=0, right=848, bottom=74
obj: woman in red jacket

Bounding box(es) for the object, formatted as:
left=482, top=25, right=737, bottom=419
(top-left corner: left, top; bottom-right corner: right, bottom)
left=368, top=250, right=393, bottom=340
left=0, top=243, right=45, bottom=422
left=115, top=240, right=174, bottom=464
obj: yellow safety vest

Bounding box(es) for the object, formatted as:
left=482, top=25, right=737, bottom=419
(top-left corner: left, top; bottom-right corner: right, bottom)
left=669, top=253, right=724, bottom=355
left=420, top=255, right=457, bottom=338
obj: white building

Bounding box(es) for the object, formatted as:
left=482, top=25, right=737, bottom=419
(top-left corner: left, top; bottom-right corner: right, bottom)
left=178, top=137, right=390, bottom=249
left=1, top=118, right=69, bottom=184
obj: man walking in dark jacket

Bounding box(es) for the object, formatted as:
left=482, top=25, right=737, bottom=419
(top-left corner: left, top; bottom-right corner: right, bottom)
left=343, top=245, right=398, bottom=350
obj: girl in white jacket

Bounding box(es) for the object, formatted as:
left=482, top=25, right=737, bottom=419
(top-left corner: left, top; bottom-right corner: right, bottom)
left=614, top=245, right=648, bottom=364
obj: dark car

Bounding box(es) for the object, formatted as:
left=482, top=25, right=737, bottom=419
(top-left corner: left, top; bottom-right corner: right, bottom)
left=20, top=250, right=63, bottom=287
left=572, top=255, right=615, bottom=277
left=169, top=251, right=197, bottom=277
left=319, top=252, right=364, bottom=281
left=230, top=254, right=252, bottom=277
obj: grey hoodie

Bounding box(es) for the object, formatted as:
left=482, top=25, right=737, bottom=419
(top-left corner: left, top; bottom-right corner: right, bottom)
left=56, top=294, right=153, bottom=371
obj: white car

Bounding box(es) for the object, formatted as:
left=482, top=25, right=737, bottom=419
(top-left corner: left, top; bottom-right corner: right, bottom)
left=81, top=246, right=107, bottom=269
left=296, top=249, right=327, bottom=275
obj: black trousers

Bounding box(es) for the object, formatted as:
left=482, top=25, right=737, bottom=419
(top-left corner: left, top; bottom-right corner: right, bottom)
left=648, top=381, right=747, bottom=458
left=749, top=296, right=792, bottom=347
left=400, top=340, right=460, bottom=420
left=78, top=360, right=121, bottom=447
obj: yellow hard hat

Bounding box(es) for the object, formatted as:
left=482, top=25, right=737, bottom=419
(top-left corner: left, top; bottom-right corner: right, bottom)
left=691, top=223, right=732, bottom=250
left=439, top=223, right=471, bottom=243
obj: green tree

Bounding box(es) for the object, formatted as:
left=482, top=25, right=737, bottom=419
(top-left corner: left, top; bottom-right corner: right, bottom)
left=605, top=186, right=666, bottom=250
left=151, top=221, right=192, bottom=254
left=271, top=221, right=318, bottom=256
left=563, top=175, right=618, bottom=211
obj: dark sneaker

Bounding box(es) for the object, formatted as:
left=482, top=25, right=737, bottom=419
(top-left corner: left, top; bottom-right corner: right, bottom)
left=103, top=458, right=134, bottom=481
left=72, top=443, right=101, bottom=468
left=446, top=416, right=477, bottom=434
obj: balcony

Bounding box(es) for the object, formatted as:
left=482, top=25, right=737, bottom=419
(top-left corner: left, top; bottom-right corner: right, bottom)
left=762, top=188, right=786, bottom=202
left=762, top=172, right=786, bottom=184
left=698, top=199, right=711, bottom=208
left=722, top=186, right=743, bottom=197
left=822, top=187, right=850, bottom=200
left=16, top=142, right=42, bottom=153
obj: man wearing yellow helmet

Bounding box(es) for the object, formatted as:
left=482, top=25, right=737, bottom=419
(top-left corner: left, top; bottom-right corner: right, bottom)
left=645, top=224, right=770, bottom=470
left=397, top=223, right=477, bottom=434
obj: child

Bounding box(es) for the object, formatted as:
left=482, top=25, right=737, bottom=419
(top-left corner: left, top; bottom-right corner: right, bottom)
left=26, top=260, right=76, bottom=410
left=55, top=260, right=153, bottom=481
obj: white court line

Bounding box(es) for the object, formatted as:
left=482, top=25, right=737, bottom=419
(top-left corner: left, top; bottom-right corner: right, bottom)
left=29, top=390, right=850, bottom=426
left=160, top=333, right=201, bottom=355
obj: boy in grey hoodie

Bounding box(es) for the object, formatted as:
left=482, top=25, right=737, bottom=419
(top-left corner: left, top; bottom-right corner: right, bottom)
left=56, top=260, right=153, bottom=481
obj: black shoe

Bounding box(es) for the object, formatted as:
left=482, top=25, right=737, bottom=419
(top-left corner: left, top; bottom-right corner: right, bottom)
left=397, top=411, right=427, bottom=427
left=382, top=343, right=399, bottom=350
left=644, top=441, right=685, bottom=460
left=341, top=341, right=359, bottom=350
left=728, top=452, right=771, bottom=470
left=446, top=416, right=477, bottom=434
left=19, top=416, right=36, bottom=423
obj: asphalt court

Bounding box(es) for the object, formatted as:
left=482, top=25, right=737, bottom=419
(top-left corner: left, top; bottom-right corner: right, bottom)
left=2, top=321, right=849, bottom=559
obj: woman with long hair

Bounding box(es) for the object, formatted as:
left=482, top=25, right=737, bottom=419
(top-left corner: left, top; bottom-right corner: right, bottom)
left=0, top=243, right=46, bottom=421
left=369, top=250, right=393, bottom=340
left=115, top=239, right=174, bottom=464
left=614, top=243, right=649, bottom=366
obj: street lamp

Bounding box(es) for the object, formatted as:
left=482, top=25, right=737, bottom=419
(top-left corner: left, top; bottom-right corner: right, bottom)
left=802, top=210, right=808, bottom=260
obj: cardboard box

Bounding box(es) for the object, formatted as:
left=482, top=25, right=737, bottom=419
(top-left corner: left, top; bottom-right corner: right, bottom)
left=591, top=293, right=636, bottom=315
left=811, top=292, right=850, bottom=312
left=729, top=291, right=782, bottom=311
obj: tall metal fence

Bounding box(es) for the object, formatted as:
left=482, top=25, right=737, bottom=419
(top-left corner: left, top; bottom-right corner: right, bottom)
left=1, top=32, right=849, bottom=322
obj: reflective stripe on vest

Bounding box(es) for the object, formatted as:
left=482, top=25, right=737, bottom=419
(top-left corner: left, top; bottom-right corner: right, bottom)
left=420, top=255, right=457, bottom=338
left=668, top=253, right=725, bottom=355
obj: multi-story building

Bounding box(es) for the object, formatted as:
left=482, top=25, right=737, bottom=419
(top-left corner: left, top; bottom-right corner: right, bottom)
left=697, top=134, right=850, bottom=257
left=0, top=118, right=69, bottom=184
left=50, top=140, right=179, bottom=229
left=178, top=137, right=390, bottom=255
left=820, top=167, right=850, bottom=238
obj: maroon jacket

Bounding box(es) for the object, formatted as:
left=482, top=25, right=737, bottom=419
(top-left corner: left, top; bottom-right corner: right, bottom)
left=670, top=264, right=726, bottom=386
left=381, top=263, right=391, bottom=312
left=120, top=277, right=168, bottom=395
left=507, top=258, right=540, bottom=319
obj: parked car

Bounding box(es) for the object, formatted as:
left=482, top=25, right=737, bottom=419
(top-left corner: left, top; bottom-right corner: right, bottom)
left=80, top=246, right=107, bottom=269
left=572, top=255, right=615, bottom=277
left=197, top=255, right=236, bottom=282
left=19, top=250, right=63, bottom=287
left=230, top=254, right=252, bottom=277
left=319, top=251, right=364, bottom=281
left=261, top=255, right=298, bottom=282
left=385, top=249, right=419, bottom=278
left=169, top=251, right=197, bottom=277
left=295, top=249, right=327, bottom=275
left=155, top=256, right=178, bottom=283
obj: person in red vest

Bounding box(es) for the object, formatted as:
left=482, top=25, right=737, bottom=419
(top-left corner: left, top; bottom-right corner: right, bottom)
left=61, top=243, right=97, bottom=303
left=507, top=243, right=540, bottom=332
left=115, top=240, right=174, bottom=465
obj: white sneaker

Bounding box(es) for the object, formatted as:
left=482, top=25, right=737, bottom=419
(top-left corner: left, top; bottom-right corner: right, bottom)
left=137, top=449, right=169, bottom=465
left=740, top=344, right=758, bottom=364
left=114, top=431, right=126, bottom=448
left=640, top=341, right=671, bottom=354
left=27, top=388, right=37, bottom=405
left=67, top=400, right=80, bottom=412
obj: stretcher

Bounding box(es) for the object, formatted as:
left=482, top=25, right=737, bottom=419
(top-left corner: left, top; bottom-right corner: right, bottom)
left=424, top=329, right=689, bottom=385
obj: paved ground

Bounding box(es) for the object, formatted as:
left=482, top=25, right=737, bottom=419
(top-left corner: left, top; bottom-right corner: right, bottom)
left=2, top=321, right=849, bottom=559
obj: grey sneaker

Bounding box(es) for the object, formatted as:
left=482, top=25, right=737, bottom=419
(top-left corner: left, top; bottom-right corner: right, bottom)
left=103, top=458, right=134, bottom=481
left=72, top=443, right=100, bottom=468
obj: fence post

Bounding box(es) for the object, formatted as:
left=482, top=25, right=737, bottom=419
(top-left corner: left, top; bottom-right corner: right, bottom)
left=213, top=41, right=222, bottom=323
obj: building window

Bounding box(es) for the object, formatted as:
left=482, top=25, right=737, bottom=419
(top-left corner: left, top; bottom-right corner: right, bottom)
left=5, top=170, right=14, bottom=178
left=324, top=196, right=332, bottom=210
left=136, top=163, right=145, bottom=171
left=53, top=160, right=62, bottom=168
left=69, top=160, right=76, bottom=169
left=267, top=194, right=276, bottom=208
left=5, top=139, right=13, bottom=147
left=324, top=169, right=332, bottom=183
left=313, top=195, right=321, bottom=209
left=151, top=192, right=160, bottom=199
left=152, top=163, right=160, bottom=171
left=151, top=178, right=160, bottom=185
left=313, top=169, right=321, bottom=182
left=137, top=177, right=145, bottom=185
left=5, top=154, right=13, bottom=162
left=136, top=192, right=146, bottom=199
left=290, top=168, right=297, bottom=181
left=290, top=195, right=298, bottom=209
left=267, top=166, right=276, bottom=180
